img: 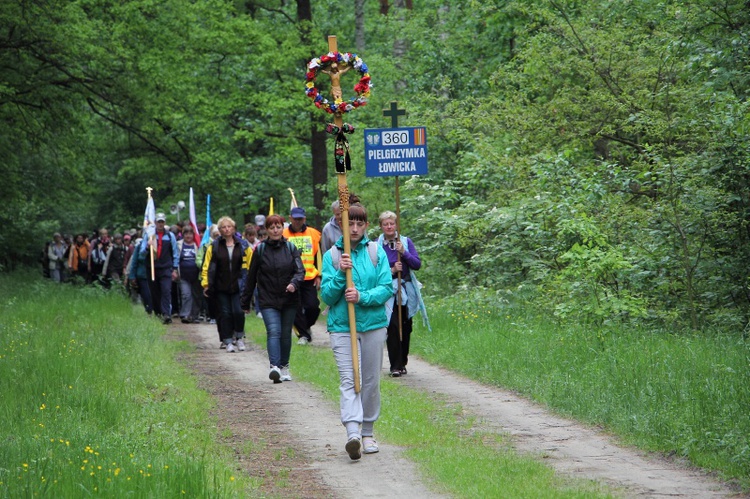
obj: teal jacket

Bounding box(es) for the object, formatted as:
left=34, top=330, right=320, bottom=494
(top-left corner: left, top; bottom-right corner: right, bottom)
left=321, top=236, right=392, bottom=333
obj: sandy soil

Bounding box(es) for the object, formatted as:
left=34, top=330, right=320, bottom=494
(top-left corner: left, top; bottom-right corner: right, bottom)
left=170, top=321, right=743, bottom=498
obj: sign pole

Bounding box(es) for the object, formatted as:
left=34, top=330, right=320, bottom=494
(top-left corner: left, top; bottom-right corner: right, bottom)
left=382, top=101, right=407, bottom=341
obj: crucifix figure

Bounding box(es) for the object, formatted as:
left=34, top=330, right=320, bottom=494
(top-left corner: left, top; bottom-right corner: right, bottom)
left=321, top=62, right=351, bottom=102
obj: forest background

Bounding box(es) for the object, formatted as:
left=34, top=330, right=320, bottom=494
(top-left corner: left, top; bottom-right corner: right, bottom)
left=2, top=0, right=750, bottom=332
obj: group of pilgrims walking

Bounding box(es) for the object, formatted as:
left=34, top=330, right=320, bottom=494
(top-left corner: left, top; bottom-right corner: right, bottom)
left=43, top=198, right=429, bottom=461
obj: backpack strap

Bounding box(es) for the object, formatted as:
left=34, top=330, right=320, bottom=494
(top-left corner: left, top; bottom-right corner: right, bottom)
left=256, top=241, right=266, bottom=260
left=330, top=242, right=378, bottom=269
left=256, top=241, right=295, bottom=261
left=367, top=241, right=378, bottom=267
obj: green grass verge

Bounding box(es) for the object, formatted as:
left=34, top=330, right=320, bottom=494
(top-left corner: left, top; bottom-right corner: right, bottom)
left=0, top=271, right=253, bottom=498
left=247, top=324, right=613, bottom=498
left=415, top=295, right=750, bottom=489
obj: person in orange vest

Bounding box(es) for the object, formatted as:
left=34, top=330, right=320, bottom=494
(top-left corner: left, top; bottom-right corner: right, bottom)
left=283, top=206, right=321, bottom=345
left=68, top=233, right=91, bottom=283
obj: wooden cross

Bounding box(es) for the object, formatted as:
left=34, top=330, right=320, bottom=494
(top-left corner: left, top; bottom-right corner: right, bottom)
left=325, top=35, right=361, bottom=393
left=383, top=101, right=406, bottom=128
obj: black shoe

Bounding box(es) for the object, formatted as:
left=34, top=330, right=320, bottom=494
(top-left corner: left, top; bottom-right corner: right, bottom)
left=389, top=370, right=401, bottom=377
left=162, top=317, right=172, bottom=325
left=345, top=437, right=362, bottom=460
left=400, top=367, right=407, bottom=375
left=181, top=317, right=190, bottom=324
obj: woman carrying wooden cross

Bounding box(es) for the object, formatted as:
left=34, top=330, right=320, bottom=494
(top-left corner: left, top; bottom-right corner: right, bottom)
left=321, top=203, right=392, bottom=460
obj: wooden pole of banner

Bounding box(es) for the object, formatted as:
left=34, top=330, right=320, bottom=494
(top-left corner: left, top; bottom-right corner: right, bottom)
left=146, top=187, right=155, bottom=281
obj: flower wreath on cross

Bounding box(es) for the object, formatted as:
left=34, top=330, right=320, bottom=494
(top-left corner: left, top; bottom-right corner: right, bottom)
left=305, top=52, right=371, bottom=114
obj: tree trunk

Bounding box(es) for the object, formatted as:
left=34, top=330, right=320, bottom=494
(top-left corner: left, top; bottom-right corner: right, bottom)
left=311, top=119, right=328, bottom=229
left=391, top=0, right=412, bottom=93
left=297, top=0, right=327, bottom=227
left=355, top=0, right=365, bottom=52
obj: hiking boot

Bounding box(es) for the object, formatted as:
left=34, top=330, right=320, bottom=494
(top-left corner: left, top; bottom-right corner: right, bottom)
left=226, top=343, right=236, bottom=353
left=280, top=367, right=292, bottom=381
left=236, top=339, right=246, bottom=351
left=345, top=437, right=362, bottom=460
left=297, top=337, right=309, bottom=346
left=362, top=436, right=379, bottom=454
left=269, top=366, right=281, bottom=384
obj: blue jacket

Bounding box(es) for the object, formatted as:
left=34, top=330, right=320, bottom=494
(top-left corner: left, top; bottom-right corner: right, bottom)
left=139, top=230, right=179, bottom=270
left=321, top=236, right=392, bottom=333
left=127, top=244, right=149, bottom=281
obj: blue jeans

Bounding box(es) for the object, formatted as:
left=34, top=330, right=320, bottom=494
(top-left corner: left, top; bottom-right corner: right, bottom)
left=261, top=307, right=297, bottom=368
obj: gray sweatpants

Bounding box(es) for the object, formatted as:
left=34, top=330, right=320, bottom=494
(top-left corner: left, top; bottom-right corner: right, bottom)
left=330, top=327, right=387, bottom=439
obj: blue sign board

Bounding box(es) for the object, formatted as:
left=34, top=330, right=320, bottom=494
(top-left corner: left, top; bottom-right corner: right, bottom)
left=364, top=127, right=428, bottom=177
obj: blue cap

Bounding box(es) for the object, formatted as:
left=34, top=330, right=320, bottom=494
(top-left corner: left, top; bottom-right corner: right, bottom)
left=290, top=207, right=306, bottom=218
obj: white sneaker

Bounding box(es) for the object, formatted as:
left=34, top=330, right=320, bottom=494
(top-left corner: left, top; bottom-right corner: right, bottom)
left=236, top=339, right=246, bottom=351
left=269, top=366, right=281, bottom=383
left=297, top=337, right=309, bottom=346
left=219, top=342, right=226, bottom=349
left=280, top=367, right=292, bottom=381
left=226, top=343, right=236, bottom=353
left=362, top=436, right=379, bottom=454
left=256, top=312, right=262, bottom=319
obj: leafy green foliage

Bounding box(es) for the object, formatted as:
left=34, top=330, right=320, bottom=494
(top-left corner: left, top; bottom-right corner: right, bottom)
left=3, top=0, right=750, bottom=330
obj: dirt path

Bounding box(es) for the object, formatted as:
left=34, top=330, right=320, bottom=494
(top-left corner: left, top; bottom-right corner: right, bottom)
left=172, top=321, right=741, bottom=498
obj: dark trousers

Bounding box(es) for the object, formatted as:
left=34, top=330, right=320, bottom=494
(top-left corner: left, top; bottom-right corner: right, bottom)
left=293, top=279, right=320, bottom=341
left=136, top=277, right=154, bottom=314
left=74, top=266, right=90, bottom=284
left=216, top=291, right=245, bottom=344
left=171, top=280, right=180, bottom=316
left=148, top=267, right=173, bottom=317
left=386, top=304, right=413, bottom=372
